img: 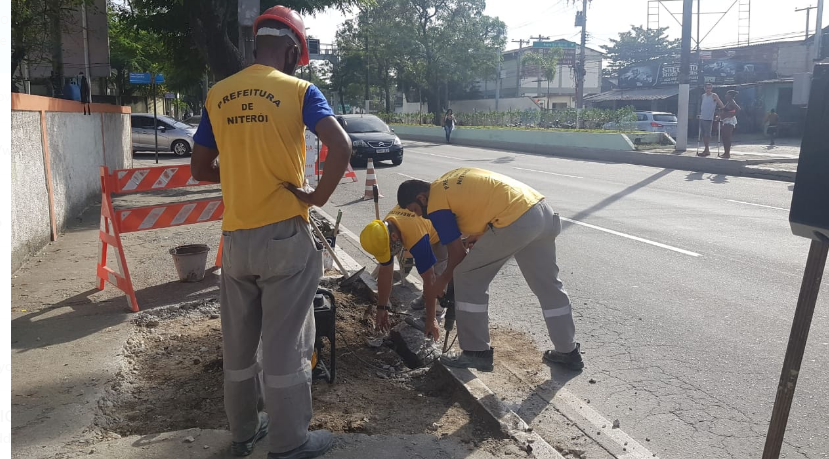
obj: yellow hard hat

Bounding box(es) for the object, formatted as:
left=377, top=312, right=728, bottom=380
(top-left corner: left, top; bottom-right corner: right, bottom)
left=360, top=220, right=391, bottom=263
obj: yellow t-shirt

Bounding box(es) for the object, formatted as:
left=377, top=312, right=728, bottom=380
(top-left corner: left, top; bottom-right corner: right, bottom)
left=204, top=65, right=311, bottom=231
left=428, top=168, right=544, bottom=235
left=384, top=205, right=440, bottom=251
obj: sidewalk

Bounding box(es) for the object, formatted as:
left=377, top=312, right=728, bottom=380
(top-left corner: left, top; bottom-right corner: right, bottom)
left=10, top=196, right=519, bottom=458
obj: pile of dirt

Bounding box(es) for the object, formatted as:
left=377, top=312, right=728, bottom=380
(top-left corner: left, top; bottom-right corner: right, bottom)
left=95, top=286, right=499, bottom=444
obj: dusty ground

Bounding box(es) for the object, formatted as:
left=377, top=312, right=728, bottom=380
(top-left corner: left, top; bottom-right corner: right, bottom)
left=94, top=283, right=502, bottom=447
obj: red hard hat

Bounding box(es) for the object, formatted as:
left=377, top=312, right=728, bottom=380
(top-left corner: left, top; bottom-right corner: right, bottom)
left=254, top=5, right=310, bottom=66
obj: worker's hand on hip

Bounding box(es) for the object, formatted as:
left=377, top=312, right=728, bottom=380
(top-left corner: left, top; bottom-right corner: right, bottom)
left=375, top=308, right=390, bottom=333
left=284, top=182, right=321, bottom=207
left=424, top=317, right=441, bottom=341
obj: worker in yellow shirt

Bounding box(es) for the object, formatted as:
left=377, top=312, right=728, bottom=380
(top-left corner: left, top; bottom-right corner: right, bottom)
left=190, top=6, right=351, bottom=459
left=396, top=168, right=582, bottom=372
left=360, top=206, right=449, bottom=331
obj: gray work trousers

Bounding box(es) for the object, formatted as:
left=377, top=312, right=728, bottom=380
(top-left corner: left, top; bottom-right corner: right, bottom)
left=453, top=200, right=576, bottom=353
left=220, top=216, right=323, bottom=453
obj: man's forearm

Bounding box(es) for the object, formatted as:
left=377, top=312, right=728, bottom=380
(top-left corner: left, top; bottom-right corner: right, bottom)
left=377, top=264, right=394, bottom=306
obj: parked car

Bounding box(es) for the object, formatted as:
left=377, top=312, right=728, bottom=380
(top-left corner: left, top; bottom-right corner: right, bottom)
left=604, top=111, right=678, bottom=138
left=340, top=114, right=403, bottom=166
left=130, top=113, right=196, bottom=156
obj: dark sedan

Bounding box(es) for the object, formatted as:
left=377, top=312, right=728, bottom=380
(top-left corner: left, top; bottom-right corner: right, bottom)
left=340, top=114, right=403, bottom=166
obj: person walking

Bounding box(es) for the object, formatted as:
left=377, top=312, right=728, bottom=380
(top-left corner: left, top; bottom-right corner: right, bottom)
left=359, top=206, right=449, bottom=331
left=765, top=108, right=779, bottom=146
left=396, top=168, right=583, bottom=372
left=719, top=90, right=740, bottom=159
left=697, top=83, right=724, bottom=157
left=443, top=109, right=456, bottom=143
left=190, top=6, right=351, bottom=459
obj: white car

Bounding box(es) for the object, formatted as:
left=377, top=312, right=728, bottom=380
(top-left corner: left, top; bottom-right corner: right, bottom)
left=604, top=111, right=678, bottom=138
left=131, top=114, right=196, bottom=156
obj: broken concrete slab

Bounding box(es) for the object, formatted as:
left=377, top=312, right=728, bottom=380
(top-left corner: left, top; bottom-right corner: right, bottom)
left=390, top=321, right=443, bottom=368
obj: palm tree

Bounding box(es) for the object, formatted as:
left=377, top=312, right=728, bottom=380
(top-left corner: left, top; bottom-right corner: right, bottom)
left=522, top=48, right=563, bottom=110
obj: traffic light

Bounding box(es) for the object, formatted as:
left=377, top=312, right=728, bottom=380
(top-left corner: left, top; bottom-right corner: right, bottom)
left=308, top=38, right=320, bottom=55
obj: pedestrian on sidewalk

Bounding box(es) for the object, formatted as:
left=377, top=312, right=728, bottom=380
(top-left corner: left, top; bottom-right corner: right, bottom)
left=359, top=206, right=449, bottom=331
left=697, top=82, right=724, bottom=157
left=719, top=90, right=740, bottom=159
left=190, top=6, right=351, bottom=459
left=396, top=168, right=583, bottom=372
left=765, top=108, right=779, bottom=146
left=443, top=109, right=456, bottom=143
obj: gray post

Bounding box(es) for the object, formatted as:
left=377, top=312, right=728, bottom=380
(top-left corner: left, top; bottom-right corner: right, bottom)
left=815, top=0, right=824, bottom=62
left=675, top=0, right=693, bottom=152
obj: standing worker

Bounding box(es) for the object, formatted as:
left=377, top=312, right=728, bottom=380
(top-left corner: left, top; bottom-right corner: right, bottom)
left=697, top=83, right=724, bottom=157
left=396, top=168, right=583, bottom=372
left=190, top=6, right=351, bottom=459
left=359, top=206, right=449, bottom=331
left=719, top=90, right=741, bottom=159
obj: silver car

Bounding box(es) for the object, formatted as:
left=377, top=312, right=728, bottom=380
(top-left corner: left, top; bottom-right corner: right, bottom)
left=131, top=114, right=196, bottom=156
left=634, top=111, right=678, bottom=138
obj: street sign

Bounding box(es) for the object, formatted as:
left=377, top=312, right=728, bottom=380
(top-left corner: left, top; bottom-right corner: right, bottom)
left=129, top=72, right=165, bottom=85
left=129, top=72, right=151, bottom=84
left=164, top=92, right=175, bottom=99
left=532, top=40, right=577, bottom=49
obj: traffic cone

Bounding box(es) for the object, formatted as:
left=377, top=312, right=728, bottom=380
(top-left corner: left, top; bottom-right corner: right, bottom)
left=363, top=158, right=383, bottom=200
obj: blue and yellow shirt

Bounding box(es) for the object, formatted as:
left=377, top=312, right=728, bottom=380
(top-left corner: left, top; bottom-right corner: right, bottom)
left=193, top=64, right=334, bottom=231
left=427, top=168, right=544, bottom=244
left=382, top=205, right=440, bottom=274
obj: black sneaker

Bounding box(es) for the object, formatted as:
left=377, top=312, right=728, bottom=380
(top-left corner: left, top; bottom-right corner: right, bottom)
left=231, top=412, right=269, bottom=457
left=268, top=430, right=335, bottom=459
left=440, top=347, right=494, bottom=372
left=543, top=343, right=584, bottom=371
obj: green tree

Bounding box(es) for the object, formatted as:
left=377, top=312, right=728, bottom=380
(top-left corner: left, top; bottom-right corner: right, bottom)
left=11, top=0, right=93, bottom=92
left=522, top=48, right=562, bottom=110
left=122, top=0, right=362, bottom=82
left=601, top=25, right=679, bottom=76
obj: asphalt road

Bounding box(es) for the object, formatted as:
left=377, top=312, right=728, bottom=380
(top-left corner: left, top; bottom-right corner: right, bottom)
left=320, top=140, right=829, bottom=459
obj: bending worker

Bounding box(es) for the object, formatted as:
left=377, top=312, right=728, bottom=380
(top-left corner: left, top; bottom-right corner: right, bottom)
left=191, top=6, right=351, bottom=459
left=396, top=168, right=583, bottom=372
left=360, top=205, right=449, bottom=331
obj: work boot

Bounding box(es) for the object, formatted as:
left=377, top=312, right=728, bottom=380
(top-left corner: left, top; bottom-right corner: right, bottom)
left=543, top=343, right=584, bottom=371
left=440, top=347, right=494, bottom=372
left=231, top=412, right=269, bottom=457
left=268, top=430, right=335, bottom=459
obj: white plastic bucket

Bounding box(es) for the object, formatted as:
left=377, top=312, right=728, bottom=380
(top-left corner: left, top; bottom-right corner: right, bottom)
left=169, top=244, right=210, bottom=282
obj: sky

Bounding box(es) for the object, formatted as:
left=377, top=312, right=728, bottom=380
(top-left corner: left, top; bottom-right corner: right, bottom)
left=304, top=0, right=829, bottom=52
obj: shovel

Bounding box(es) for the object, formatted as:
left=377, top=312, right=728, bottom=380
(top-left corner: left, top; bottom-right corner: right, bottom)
left=310, top=217, right=365, bottom=286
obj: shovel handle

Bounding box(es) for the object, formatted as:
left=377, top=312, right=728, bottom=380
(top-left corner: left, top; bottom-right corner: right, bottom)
left=310, top=218, right=349, bottom=276
left=373, top=185, right=380, bottom=220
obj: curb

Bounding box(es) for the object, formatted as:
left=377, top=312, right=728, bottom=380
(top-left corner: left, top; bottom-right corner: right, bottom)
left=313, top=208, right=567, bottom=459
left=399, top=133, right=796, bottom=182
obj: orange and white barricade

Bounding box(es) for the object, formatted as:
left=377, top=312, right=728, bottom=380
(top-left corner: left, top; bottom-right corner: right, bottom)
left=318, top=145, right=358, bottom=182
left=96, top=165, right=222, bottom=312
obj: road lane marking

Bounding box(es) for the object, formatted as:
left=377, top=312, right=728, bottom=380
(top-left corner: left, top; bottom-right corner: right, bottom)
left=408, top=150, right=466, bottom=160
left=726, top=199, right=788, bottom=211
left=561, top=217, right=701, bottom=257
left=512, top=166, right=583, bottom=179
left=396, top=172, right=425, bottom=180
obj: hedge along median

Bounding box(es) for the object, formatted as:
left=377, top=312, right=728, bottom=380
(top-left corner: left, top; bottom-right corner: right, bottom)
left=390, top=124, right=778, bottom=180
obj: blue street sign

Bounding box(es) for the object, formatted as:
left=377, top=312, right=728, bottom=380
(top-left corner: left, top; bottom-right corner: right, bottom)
left=129, top=72, right=151, bottom=84
left=128, top=72, right=165, bottom=84
left=532, top=40, right=577, bottom=49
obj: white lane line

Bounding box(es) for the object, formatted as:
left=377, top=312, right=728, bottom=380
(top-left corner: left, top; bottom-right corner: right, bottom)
left=726, top=199, right=788, bottom=211
left=409, top=150, right=466, bottom=160
left=561, top=217, right=701, bottom=257
left=512, top=166, right=583, bottom=179
left=396, top=172, right=425, bottom=180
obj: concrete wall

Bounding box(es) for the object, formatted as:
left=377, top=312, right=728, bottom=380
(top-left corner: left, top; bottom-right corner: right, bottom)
left=11, top=112, right=53, bottom=272
left=11, top=94, right=132, bottom=273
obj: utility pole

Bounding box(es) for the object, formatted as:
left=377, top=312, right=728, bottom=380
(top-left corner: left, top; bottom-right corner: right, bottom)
left=795, top=6, right=816, bottom=41
left=363, top=9, right=370, bottom=111
left=574, top=0, right=589, bottom=126
left=815, top=0, right=824, bottom=62
left=512, top=38, right=530, bottom=97
left=676, top=0, right=693, bottom=151
left=495, top=57, right=502, bottom=111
